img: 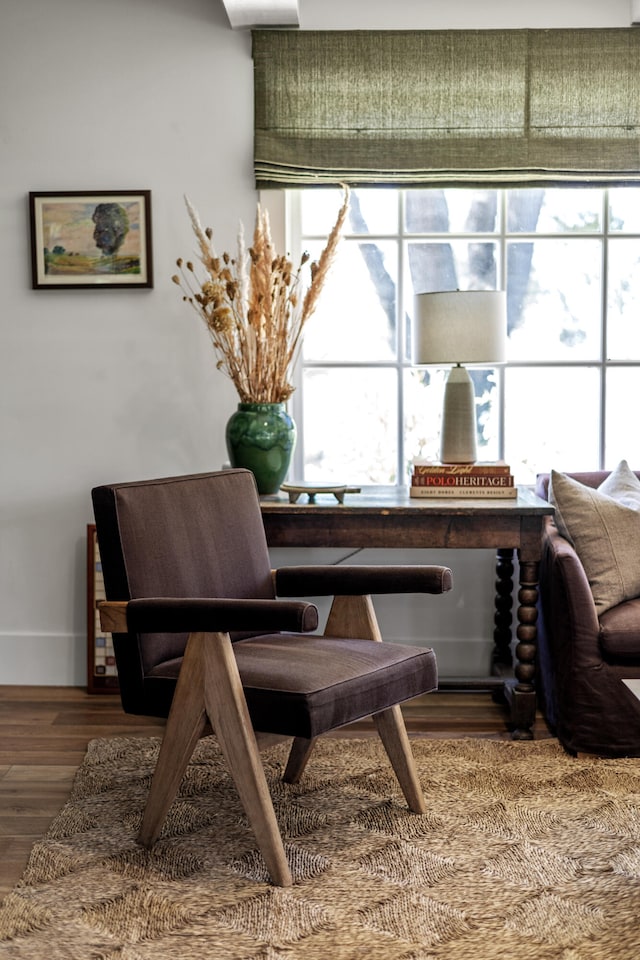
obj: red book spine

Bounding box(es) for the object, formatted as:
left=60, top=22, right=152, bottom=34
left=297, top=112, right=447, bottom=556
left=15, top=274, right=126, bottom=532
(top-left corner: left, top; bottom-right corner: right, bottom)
left=411, top=474, right=514, bottom=488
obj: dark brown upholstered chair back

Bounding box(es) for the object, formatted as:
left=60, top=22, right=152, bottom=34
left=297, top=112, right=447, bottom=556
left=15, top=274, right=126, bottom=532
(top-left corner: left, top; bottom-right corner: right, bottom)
left=92, top=470, right=275, bottom=715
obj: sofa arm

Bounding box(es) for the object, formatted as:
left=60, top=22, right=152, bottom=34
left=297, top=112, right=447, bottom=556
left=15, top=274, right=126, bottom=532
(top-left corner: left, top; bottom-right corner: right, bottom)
left=539, top=518, right=600, bottom=660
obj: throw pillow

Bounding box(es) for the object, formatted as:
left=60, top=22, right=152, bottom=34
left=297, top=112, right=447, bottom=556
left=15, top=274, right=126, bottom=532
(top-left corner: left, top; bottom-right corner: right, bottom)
left=598, top=458, right=640, bottom=509
left=549, top=462, right=640, bottom=614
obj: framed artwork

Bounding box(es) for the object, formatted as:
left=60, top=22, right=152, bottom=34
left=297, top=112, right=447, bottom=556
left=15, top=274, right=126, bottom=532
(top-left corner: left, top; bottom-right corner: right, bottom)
left=29, top=190, right=153, bottom=289
left=87, top=524, right=119, bottom=694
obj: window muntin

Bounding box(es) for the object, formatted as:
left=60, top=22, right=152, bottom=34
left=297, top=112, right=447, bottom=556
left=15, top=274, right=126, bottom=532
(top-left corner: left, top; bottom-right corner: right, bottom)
left=291, top=187, right=640, bottom=485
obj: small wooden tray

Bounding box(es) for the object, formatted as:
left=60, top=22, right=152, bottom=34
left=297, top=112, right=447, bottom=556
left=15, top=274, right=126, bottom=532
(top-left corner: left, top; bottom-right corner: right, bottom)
left=280, top=483, right=361, bottom=504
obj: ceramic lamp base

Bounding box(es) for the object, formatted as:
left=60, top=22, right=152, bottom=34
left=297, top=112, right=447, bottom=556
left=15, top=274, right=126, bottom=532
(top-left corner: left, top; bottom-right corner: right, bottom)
left=440, top=365, right=477, bottom=464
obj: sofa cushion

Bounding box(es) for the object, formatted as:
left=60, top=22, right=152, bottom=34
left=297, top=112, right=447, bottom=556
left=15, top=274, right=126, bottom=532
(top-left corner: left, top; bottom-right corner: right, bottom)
left=549, top=461, right=640, bottom=614
left=598, top=459, right=640, bottom=509
left=599, top=598, right=640, bottom=661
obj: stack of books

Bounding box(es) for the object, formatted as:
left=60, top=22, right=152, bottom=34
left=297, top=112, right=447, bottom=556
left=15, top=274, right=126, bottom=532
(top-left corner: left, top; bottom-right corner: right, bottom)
left=410, top=460, right=517, bottom=499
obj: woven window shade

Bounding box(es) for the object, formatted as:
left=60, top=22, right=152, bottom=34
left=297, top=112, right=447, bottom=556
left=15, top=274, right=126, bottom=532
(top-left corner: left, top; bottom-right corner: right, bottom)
left=252, top=29, right=640, bottom=188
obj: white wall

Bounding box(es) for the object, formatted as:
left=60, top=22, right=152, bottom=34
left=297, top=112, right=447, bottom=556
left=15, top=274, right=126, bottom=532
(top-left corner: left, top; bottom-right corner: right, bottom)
left=0, top=0, right=631, bottom=685
left=300, top=0, right=631, bottom=29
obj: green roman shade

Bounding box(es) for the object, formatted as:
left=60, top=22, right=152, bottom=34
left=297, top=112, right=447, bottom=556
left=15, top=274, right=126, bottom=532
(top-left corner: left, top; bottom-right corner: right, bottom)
left=252, top=29, right=640, bottom=188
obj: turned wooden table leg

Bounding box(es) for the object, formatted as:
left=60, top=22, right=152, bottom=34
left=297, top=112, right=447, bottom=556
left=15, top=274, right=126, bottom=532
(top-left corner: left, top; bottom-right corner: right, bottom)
left=510, top=558, right=539, bottom=740
left=493, top=548, right=514, bottom=670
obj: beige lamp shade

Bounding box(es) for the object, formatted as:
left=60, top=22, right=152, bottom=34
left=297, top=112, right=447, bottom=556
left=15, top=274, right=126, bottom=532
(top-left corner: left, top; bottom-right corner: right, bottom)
left=412, top=291, right=507, bottom=366
left=412, top=290, right=507, bottom=464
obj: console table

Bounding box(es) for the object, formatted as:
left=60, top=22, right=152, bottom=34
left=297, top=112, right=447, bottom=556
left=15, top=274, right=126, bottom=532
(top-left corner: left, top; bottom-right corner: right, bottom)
left=260, top=485, right=554, bottom=740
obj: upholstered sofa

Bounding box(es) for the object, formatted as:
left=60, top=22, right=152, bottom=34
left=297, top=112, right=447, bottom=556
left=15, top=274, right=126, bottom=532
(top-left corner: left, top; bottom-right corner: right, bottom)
left=535, top=462, right=640, bottom=757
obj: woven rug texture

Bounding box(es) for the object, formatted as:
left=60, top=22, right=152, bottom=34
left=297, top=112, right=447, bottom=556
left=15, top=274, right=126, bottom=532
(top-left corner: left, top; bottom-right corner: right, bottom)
left=1, top=736, right=640, bottom=959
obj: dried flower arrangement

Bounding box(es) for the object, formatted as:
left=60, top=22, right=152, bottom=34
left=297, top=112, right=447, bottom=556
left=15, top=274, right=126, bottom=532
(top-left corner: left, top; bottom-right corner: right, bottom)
left=172, top=188, right=350, bottom=403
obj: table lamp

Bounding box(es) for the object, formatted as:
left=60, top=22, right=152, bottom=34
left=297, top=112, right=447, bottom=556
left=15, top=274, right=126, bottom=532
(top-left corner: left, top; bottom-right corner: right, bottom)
left=413, top=290, right=507, bottom=464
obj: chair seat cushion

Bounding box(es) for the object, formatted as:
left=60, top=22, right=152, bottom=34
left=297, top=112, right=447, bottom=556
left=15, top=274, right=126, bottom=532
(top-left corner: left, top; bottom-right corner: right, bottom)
left=148, top=634, right=438, bottom=738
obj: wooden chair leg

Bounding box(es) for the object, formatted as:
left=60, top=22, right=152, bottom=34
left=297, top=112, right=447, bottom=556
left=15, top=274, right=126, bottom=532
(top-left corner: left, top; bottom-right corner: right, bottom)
left=138, top=631, right=208, bottom=848
left=200, top=631, right=292, bottom=887
left=324, top=593, right=383, bottom=642
left=284, top=737, right=316, bottom=783
left=374, top=704, right=427, bottom=813
left=280, top=592, right=379, bottom=788
left=325, top=593, right=427, bottom=814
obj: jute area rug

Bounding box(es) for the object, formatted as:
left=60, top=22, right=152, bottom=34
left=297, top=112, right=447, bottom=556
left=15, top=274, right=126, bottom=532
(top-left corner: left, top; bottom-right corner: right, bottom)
left=1, top=737, right=640, bottom=960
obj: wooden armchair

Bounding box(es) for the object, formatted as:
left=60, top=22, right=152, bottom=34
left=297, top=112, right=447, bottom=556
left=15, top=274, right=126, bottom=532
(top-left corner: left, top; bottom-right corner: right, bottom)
left=92, top=469, right=452, bottom=885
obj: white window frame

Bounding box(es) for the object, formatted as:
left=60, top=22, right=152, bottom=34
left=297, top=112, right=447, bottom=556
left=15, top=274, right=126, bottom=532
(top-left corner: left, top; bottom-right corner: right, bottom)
left=261, top=187, right=640, bottom=485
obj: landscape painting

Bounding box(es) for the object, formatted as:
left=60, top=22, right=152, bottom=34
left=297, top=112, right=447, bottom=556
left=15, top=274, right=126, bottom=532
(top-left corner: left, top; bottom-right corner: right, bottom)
left=29, top=191, right=153, bottom=289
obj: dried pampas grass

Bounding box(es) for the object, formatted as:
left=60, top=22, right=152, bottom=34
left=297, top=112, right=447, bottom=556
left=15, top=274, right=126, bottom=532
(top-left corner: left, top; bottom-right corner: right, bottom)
left=173, top=188, right=349, bottom=403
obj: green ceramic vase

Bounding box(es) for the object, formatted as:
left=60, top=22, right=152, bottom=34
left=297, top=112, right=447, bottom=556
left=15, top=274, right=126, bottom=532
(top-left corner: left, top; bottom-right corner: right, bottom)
left=225, top=402, right=296, bottom=495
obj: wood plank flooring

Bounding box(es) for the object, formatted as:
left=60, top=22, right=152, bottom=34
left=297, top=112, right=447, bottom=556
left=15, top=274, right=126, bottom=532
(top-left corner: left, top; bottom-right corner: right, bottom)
left=0, top=685, right=553, bottom=900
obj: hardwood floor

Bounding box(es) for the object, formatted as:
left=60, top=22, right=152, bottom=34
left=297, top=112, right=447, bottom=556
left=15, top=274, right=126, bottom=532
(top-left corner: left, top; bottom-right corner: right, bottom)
left=0, top=684, right=553, bottom=900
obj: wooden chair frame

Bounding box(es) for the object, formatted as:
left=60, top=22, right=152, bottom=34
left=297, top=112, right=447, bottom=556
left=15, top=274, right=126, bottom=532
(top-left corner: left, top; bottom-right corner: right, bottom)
left=100, top=593, right=427, bottom=887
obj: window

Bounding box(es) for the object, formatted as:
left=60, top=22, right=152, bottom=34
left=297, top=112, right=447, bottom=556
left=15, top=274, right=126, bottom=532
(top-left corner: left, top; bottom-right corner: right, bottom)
left=286, top=187, right=640, bottom=485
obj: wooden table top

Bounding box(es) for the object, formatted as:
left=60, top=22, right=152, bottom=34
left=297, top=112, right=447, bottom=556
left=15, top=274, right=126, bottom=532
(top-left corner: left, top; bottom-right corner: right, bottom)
left=261, top=484, right=553, bottom=517
left=260, top=486, right=553, bottom=552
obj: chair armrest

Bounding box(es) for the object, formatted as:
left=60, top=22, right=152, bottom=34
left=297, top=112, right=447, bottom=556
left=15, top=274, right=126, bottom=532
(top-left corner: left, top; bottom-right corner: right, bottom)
left=98, top=597, right=318, bottom=635
left=273, top=564, right=453, bottom=597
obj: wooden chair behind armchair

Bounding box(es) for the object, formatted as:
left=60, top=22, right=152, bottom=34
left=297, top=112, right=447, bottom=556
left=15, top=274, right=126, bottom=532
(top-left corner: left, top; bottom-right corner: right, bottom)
left=92, top=469, right=453, bottom=885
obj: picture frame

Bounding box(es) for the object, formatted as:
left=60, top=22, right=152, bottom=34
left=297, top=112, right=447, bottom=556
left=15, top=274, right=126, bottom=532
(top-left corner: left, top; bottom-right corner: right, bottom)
left=29, top=190, right=153, bottom=289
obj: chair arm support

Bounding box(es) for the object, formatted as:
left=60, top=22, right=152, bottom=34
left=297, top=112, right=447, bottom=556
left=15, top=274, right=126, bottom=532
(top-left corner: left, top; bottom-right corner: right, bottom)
left=99, top=597, right=319, bottom=635
left=274, top=564, right=453, bottom=597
